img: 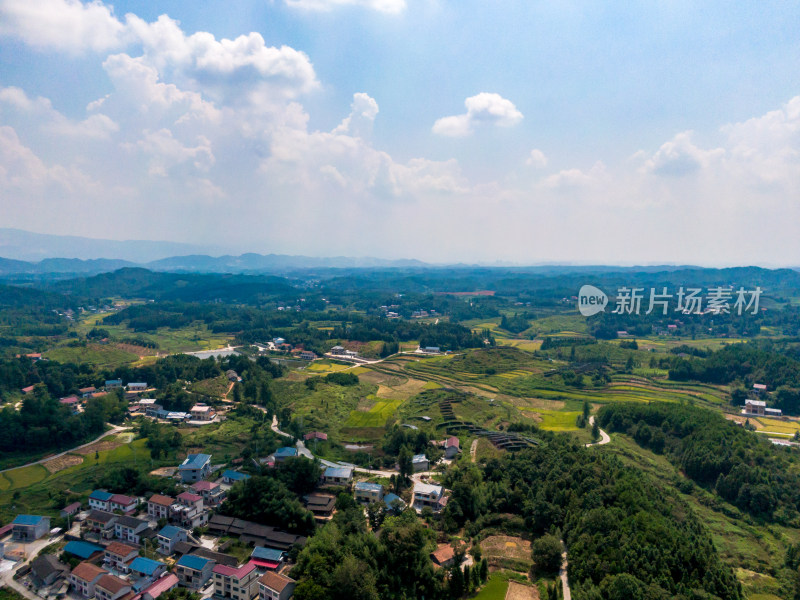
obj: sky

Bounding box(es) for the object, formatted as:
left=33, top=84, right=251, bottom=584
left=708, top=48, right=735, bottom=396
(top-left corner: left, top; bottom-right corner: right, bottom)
left=1, top=0, right=799, bottom=266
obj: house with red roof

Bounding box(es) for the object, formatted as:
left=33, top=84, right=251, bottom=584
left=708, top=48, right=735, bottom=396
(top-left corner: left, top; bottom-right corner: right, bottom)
left=212, top=562, right=260, bottom=600
left=258, top=571, right=296, bottom=600
left=139, top=573, right=178, bottom=600
left=109, top=494, right=139, bottom=514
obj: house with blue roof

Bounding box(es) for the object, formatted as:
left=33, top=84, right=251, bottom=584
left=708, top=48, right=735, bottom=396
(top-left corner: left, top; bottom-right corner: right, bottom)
left=222, top=470, right=251, bottom=485
left=156, top=525, right=188, bottom=555
left=11, top=515, right=49, bottom=541
left=175, top=554, right=214, bottom=589
left=63, top=540, right=103, bottom=560
left=89, top=490, right=114, bottom=511
left=129, top=556, right=167, bottom=589
left=178, top=453, right=212, bottom=483
left=383, top=493, right=406, bottom=513
left=323, top=465, right=353, bottom=486
left=250, top=546, right=286, bottom=570
left=105, top=379, right=123, bottom=389
left=354, top=481, right=384, bottom=504
left=273, top=447, right=297, bottom=463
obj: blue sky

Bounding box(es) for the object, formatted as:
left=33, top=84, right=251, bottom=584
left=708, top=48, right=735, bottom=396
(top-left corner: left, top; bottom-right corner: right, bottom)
left=1, top=0, right=799, bottom=265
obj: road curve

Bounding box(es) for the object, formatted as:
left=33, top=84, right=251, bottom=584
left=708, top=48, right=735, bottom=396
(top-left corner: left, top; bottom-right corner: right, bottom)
left=585, top=416, right=610, bottom=447
left=0, top=424, right=129, bottom=474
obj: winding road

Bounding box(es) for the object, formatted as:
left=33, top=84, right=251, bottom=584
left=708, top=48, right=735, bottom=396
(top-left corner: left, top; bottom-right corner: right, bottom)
left=584, top=416, right=610, bottom=447
left=0, top=424, right=130, bottom=474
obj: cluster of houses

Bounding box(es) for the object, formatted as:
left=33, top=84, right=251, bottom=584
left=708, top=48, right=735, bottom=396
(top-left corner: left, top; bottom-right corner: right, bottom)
left=21, top=380, right=152, bottom=415
left=132, top=401, right=218, bottom=424
left=4, top=430, right=459, bottom=600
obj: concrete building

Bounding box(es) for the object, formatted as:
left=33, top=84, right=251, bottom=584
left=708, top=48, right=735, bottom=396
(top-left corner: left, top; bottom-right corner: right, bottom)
left=70, top=562, right=108, bottom=598
left=354, top=482, right=384, bottom=504
left=178, top=453, right=212, bottom=483
left=213, top=562, right=260, bottom=600
left=11, top=514, right=49, bottom=541
left=258, top=572, right=296, bottom=600
left=174, top=554, right=215, bottom=589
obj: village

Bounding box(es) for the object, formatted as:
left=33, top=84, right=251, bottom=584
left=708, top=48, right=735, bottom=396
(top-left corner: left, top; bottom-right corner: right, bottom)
left=0, top=382, right=464, bottom=600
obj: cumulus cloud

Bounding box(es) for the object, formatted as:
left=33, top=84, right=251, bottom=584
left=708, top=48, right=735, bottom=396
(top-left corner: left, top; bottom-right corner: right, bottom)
left=130, top=129, right=215, bottom=176
left=433, top=93, right=523, bottom=137
left=283, top=0, right=406, bottom=14
left=0, top=86, right=119, bottom=140
left=0, top=0, right=128, bottom=53
left=333, top=92, right=379, bottom=138
left=526, top=148, right=548, bottom=168
left=642, top=131, right=724, bottom=177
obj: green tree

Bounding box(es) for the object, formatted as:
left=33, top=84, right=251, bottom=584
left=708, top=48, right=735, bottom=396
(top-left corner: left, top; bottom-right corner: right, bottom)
left=532, top=534, right=563, bottom=575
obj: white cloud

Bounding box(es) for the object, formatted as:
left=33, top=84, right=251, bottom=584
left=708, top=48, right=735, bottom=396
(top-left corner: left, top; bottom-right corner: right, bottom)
left=526, top=148, right=548, bottom=168
left=283, top=0, right=406, bottom=15
left=333, top=92, right=379, bottom=137
left=0, top=0, right=128, bottom=53
left=130, top=129, right=215, bottom=176
left=433, top=92, right=523, bottom=137
left=0, top=86, right=119, bottom=140
left=642, top=131, right=724, bottom=177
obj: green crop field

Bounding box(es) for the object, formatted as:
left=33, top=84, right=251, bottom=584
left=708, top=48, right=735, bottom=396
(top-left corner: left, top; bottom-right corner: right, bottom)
left=44, top=344, right=139, bottom=367
left=473, top=575, right=508, bottom=600
left=345, top=399, right=404, bottom=427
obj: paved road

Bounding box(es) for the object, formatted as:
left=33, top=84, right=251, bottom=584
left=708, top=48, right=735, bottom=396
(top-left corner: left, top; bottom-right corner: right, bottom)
left=585, top=416, right=610, bottom=447
left=0, top=424, right=130, bottom=474
left=470, top=439, right=478, bottom=462
left=0, top=533, right=65, bottom=600
left=560, top=543, right=572, bottom=600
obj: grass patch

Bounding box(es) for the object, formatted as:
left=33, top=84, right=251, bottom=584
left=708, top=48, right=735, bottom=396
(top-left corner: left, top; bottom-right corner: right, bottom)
left=345, top=398, right=404, bottom=427
left=44, top=344, right=139, bottom=367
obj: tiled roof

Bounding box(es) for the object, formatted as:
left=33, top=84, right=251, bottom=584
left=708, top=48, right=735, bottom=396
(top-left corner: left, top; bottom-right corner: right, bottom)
left=110, top=494, right=136, bottom=505
left=71, top=562, right=107, bottom=582
left=140, top=573, right=178, bottom=599
left=87, top=509, right=116, bottom=524
left=97, top=574, right=131, bottom=594
left=177, top=492, right=202, bottom=503
left=259, top=571, right=295, bottom=593
left=191, top=481, right=218, bottom=491
left=212, top=562, right=257, bottom=579
left=106, top=542, right=137, bottom=557
left=148, top=495, right=175, bottom=507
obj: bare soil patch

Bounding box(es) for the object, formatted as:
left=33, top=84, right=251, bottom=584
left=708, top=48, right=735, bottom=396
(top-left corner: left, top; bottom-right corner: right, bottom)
left=725, top=414, right=762, bottom=429
left=506, top=581, right=538, bottom=600
left=150, top=467, right=177, bottom=477
left=114, top=342, right=158, bottom=356
left=43, top=454, right=84, bottom=473
left=75, top=439, right=121, bottom=455
left=482, top=535, right=532, bottom=562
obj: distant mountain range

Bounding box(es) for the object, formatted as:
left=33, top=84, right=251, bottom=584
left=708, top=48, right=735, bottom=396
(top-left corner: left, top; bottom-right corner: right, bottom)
left=0, top=229, right=428, bottom=275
